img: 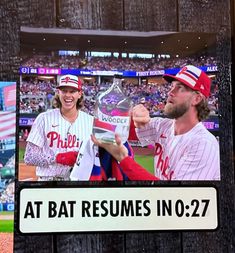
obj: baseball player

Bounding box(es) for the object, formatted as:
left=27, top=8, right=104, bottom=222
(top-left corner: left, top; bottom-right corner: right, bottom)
left=24, top=74, right=94, bottom=181
left=92, top=65, right=220, bottom=180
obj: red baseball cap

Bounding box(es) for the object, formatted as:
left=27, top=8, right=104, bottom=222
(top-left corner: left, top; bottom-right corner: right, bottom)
left=58, top=74, right=82, bottom=91
left=163, top=65, right=211, bottom=98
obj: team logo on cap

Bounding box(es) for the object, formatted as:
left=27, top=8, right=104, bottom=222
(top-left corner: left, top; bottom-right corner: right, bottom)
left=64, top=76, right=71, bottom=83
left=59, top=75, right=82, bottom=90
left=177, top=66, right=201, bottom=88
left=61, top=76, right=78, bottom=85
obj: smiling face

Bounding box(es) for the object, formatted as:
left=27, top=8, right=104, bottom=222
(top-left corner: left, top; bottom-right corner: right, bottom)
left=164, top=81, right=202, bottom=119
left=57, top=87, right=82, bottom=112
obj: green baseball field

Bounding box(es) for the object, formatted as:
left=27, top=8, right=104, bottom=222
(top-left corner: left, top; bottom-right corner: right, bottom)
left=134, top=154, right=154, bottom=174
left=0, top=211, right=14, bottom=232
left=19, top=145, right=155, bottom=179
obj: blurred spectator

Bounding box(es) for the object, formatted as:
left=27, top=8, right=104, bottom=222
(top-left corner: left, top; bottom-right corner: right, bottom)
left=21, top=54, right=217, bottom=72
left=20, top=77, right=218, bottom=117
left=20, top=54, right=218, bottom=117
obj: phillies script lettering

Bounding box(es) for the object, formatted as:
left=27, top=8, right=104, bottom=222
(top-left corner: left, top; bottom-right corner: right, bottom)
left=154, top=143, right=173, bottom=180
left=47, top=131, right=80, bottom=148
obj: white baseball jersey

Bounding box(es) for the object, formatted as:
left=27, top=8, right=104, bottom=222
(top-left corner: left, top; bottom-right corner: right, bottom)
left=26, top=108, right=94, bottom=178
left=136, top=117, right=220, bottom=180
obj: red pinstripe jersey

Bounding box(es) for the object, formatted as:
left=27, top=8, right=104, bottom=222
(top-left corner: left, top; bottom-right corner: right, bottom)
left=136, top=118, right=220, bottom=180
left=26, top=108, right=94, bottom=177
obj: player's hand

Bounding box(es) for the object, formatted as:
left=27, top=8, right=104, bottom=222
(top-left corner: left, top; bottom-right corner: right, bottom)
left=56, top=151, right=78, bottom=166
left=91, top=134, right=128, bottom=162
left=132, top=104, right=151, bottom=128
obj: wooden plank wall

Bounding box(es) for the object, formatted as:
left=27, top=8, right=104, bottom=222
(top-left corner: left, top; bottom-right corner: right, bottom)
left=0, top=0, right=234, bottom=252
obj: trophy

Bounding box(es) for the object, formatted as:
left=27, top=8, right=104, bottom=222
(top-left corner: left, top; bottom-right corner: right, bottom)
left=93, top=75, right=132, bottom=143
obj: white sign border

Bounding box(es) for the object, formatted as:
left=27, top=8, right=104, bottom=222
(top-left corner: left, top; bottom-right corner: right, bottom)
left=17, top=185, right=219, bottom=234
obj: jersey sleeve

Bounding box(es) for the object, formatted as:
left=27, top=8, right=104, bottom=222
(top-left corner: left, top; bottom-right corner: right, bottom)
left=26, top=113, right=46, bottom=147
left=135, top=118, right=161, bottom=146
left=172, top=138, right=220, bottom=180
left=120, top=156, right=159, bottom=181
left=24, top=142, right=55, bottom=167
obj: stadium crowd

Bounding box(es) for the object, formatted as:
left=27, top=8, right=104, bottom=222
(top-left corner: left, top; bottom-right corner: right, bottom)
left=19, top=77, right=219, bottom=117
left=20, top=78, right=56, bottom=113
left=0, top=181, right=14, bottom=204
left=19, top=54, right=219, bottom=116
left=0, top=155, right=15, bottom=204
left=21, top=54, right=217, bottom=71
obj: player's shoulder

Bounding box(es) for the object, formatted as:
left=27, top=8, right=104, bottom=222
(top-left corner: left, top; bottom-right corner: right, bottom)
left=46, top=108, right=60, bottom=115
left=193, top=122, right=218, bottom=145
left=79, top=110, right=94, bottom=121
left=151, top=116, right=173, bottom=127
left=34, top=108, right=60, bottom=120
left=153, top=116, right=172, bottom=122
left=42, top=108, right=60, bottom=117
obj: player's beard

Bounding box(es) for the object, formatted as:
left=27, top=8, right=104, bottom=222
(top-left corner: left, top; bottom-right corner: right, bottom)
left=164, top=101, right=190, bottom=119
